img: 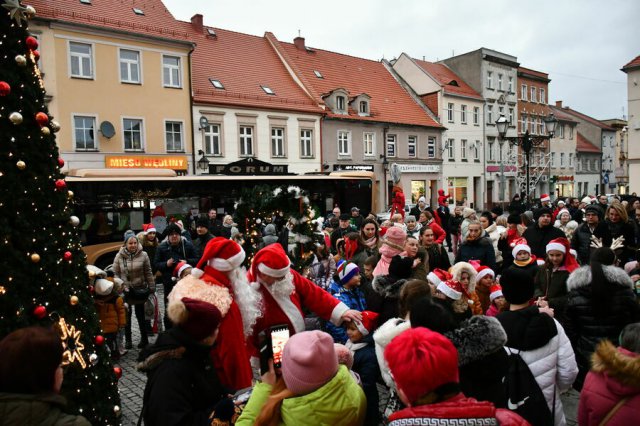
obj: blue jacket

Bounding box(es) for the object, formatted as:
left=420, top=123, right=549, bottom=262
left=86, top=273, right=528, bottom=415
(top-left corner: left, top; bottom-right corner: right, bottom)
left=326, top=281, right=366, bottom=343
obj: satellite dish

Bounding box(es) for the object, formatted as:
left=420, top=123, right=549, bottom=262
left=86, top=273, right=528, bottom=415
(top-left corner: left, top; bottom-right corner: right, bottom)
left=199, top=116, right=209, bottom=130
left=99, top=121, right=115, bottom=139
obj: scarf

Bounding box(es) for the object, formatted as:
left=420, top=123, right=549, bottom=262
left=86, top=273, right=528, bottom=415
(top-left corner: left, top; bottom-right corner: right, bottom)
left=364, top=236, right=378, bottom=249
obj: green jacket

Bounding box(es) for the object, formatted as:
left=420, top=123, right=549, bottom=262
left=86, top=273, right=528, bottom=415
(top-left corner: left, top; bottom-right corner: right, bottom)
left=237, top=366, right=366, bottom=426
left=0, top=393, right=90, bottom=426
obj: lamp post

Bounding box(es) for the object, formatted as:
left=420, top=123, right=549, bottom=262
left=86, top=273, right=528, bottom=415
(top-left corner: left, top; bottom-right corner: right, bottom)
left=495, top=113, right=558, bottom=205
left=197, top=150, right=210, bottom=173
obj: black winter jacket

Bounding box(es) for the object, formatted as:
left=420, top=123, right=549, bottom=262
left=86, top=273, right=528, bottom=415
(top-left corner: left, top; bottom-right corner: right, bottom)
left=565, top=265, right=640, bottom=390
left=606, top=220, right=636, bottom=263
left=154, top=238, right=198, bottom=294
left=534, top=266, right=570, bottom=325
left=454, top=237, right=496, bottom=270
left=351, top=334, right=381, bottom=425
left=571, top=222, right=612, bottom=265
left=522, top=223, right=566, bottom=259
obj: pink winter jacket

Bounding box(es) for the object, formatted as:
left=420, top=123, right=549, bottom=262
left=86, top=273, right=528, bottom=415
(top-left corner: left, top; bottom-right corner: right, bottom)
left=578, top=341, right=640, bottom=425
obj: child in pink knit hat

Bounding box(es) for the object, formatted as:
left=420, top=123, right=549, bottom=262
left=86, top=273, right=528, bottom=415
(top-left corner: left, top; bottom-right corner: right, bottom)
left=372, top=226, right=407, bottom=277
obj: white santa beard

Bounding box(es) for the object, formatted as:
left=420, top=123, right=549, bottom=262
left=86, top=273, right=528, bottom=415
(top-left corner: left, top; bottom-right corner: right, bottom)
left=228, top=267, right=263, bottom=337
left=259, top=272, right=305, bottom=333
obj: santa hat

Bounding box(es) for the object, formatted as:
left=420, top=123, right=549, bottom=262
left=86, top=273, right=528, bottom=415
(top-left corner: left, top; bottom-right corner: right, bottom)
left=337, top=260, right=359, bottom=285
left=557, top=200, right=566, bottom=206
left=557, top=208, right=571, bottom=219
left=251, top=243, right=291, bottom=278
left=475, top=265, right=495, bottom=282
left=427, top=268, right=451, bottom=287
left=541, top=194, right=551, bottom=202
left=142, top=223, right=156, bottom=234
left=173, top=261, right=191, bottom=279
left=449, top=261, right=478, bottom=293
left=570, top=248, right=577, bottom=259
left=354, top=310, right=379, bottom=336
left=546, top=237, right=579, bottom=272
left=437, top=279, right=466, bottom=301
left=511, top=237, right=531, bottom=259
left=489, top=284, right=503, bottom=302
left=196, top=237, right=245, bottom=274
left=581, top=196, right=593, bottom=204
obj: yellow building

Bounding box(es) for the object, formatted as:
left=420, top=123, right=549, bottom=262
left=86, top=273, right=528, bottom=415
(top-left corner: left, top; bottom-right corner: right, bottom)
left=29, top=0, right=194, bottom=174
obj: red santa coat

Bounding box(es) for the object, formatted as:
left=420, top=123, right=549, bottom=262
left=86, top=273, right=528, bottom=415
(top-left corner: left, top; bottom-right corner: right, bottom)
left=200, top=266, right=253, bottom=390
left=247, top=269, right=348, bottom=356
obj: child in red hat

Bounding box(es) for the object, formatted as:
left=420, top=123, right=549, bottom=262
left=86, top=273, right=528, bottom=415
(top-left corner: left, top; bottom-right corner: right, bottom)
left=485, top=284, right=508, bottom=317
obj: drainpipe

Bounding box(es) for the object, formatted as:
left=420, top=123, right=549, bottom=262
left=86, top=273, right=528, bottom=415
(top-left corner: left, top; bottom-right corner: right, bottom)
left=187, top=45, right=197, bottom=175
left=382, top=125, right=389, bottom=208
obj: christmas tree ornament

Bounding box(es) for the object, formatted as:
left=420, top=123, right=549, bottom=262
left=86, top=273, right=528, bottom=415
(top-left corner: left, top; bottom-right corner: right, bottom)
left=94, top=335, right=105, bottom=346
left=113, top=366, right=122, bottom=379
left=0, top=81, right=10, bottom=96
left=35, top=111, right=48, bottom=126
left=24, top=5, right=36, bottom=18
left=50, top=120, right=60, bottom=132
left=15, top=54, right=27, bottom=66
left=25, top=35, right=38, bottom=50
left=70, top=215, right=80, bottom=227
left=70, top=295, right=79, bottom=305
left=32, top=49, right=39, bottom=61
left=0, top=286, right=6, bottom=295
left=88, top=285, right=94, bottom=294
left=57, top=317, right=87, bottom=369
left=63, top=251, right=72, bottom=261
left=33, top=305, right=47, bottom=319
left=55, top=179, right=66, bottom=190
left=30, top=253, right=40, bottom=263
left=89, top=353, right=98, bottom=366
left=67, top=190, right=74, bottom=200
left=113, top=406, right=121, bottom=416
left=9, top=111, right=23, bottom=124
left=41, top=126, right=50, bottom=136
left=58, top=158, right=65, bottom=168
left=2, top=0, right=28, bottom=25
left=16, top=160, right=26, bottom=170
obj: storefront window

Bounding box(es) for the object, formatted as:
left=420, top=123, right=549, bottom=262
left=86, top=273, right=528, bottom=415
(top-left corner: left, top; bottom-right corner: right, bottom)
left=447, top=177, right=468, bottom=205
left=411, top=180, right=426, bottom=204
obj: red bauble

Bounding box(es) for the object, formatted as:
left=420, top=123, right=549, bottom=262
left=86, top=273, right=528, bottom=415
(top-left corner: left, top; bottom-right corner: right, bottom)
left=55, top=179, right=66, bottom=190
left=113, top=366, right=122, bottom=379
left=0, top=81, right=10, bottom=96
left=63, top=251, right=72, bottom=261
left=95, top=335, right=105, bottom=346
left=58, top=158, right=65, bottom=168
left=25, top=36, right=38, bottom=50
left=88, top=285, right=94, bottom=294
left=33, top=305, right=47, bottom=319
left=35, top=112, right=49, bottom=126
left=32, top=50, right=40, bottom=61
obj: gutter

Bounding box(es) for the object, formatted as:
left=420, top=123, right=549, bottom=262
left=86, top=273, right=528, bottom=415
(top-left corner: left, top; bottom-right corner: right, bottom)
left=187, top=45, right=197, bottom=175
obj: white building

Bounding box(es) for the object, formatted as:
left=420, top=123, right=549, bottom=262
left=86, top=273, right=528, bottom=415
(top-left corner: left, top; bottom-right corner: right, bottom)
left=622, top=55, right=640, bottom=194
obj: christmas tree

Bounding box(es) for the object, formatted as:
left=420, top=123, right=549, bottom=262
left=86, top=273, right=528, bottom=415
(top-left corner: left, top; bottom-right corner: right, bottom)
left=0, top=1, right=121, bottom=423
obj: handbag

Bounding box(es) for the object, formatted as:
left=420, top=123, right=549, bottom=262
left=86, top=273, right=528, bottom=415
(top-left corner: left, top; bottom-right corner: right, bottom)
left=129, top=286, right=150, bottom=302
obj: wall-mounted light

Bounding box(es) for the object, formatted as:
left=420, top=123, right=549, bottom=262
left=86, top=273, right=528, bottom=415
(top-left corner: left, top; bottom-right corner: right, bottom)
left=197, top=149, right=210, bottom=172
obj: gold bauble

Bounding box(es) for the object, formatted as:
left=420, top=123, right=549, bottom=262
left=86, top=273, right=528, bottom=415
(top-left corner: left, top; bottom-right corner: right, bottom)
left=9, top=112, right=23, bottom=124
left=88, top=270, right=96, bottom=278
left=50, top=121, right=61, bottom=132
left=16, top=160, right=26, bottom=170
left=41, top=126, right=51, bottom=136
left=15, top=55, right=27, bottom=67
left=70, top=295, right=79, bottom=306
left=67, top=190, right=74, bottom=199
left=25, top=5, right=36, bottom=18
left=30, top=253, right=41, bottom=263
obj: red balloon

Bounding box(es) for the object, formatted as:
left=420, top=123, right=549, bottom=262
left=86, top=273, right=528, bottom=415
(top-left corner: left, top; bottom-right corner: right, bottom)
left=58, top=158, right=65, bottom=168
left=63, top=251, right=72, bottom=261
left=25, top=36, right=38, bottom=50
left=113, top=366, right=122, bottom=379
left=33, top=305, right=47, bottom=319
left=55, top=179, right=66, bottom=190
left=95, top=335, right=105, bottom=346
left=0, top=81, right=10, bottom=96
left=35, top=112, right=49, bottom=126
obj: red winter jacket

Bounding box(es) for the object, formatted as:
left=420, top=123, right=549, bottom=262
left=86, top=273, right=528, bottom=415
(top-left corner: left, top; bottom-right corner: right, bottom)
left=437, top=189, right=450, bottom=207
left=428, top=221, right=446, bottom=244
left=389, top=394, right=530, bottom=425
left=578, top=341, right=640, bottom=426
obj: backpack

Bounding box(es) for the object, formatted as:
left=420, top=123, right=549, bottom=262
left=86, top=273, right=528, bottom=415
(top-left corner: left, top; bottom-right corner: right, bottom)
left=503, top=347, right=553, bottom=426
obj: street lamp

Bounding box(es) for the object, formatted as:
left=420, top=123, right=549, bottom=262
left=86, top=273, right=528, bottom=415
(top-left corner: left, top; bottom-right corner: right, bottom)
left=197, top=150, right=210, bottom=172
left=495, top=113, right=557, bottom=205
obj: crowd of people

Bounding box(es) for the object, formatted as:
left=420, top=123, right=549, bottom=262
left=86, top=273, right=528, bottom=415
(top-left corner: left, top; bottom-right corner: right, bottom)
left=2, top=194, right=640, bottom=425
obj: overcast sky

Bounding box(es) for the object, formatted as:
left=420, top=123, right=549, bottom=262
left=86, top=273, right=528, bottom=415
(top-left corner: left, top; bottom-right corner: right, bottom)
left=164, top=0, right=638, bottom=121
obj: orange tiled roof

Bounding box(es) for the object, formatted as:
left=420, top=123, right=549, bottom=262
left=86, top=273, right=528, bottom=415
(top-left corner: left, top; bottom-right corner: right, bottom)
left=29, top=0, right=191, bottom=41
left=269, top=36, right=442, bottom=128
left=180, top=24, right=322, bottom=114
left=548, top=105, right=578, bottom=123
left=622, top=55, right=640, bottom=71
left=576, top=132, right=601, bottom=153
left=560, top=107, right=615, bottom=131
left=413, top=59, right=483, bottom=100
left=517, top=66, right=550, bottom=80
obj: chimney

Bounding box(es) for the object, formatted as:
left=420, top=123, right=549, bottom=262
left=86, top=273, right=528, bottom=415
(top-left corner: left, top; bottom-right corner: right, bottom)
left=555, top=100, right=563, bottom=108
left=191, top=14, right=203, bottom=33
left=294, top=36, right=306, bottom=50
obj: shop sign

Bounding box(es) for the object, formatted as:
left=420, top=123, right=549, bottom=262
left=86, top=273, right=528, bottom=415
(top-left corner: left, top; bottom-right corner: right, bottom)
left=333, top=164, right=374, bottom=172
left=105, top=155, right=188, bottom=170
left=397, top=164, right=440, bottom=173
left=209, top=157, right=291, bottom=175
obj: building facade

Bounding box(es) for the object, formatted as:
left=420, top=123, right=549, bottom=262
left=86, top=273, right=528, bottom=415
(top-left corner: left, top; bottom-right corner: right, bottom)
left=392, top=54, right=486, bottom=209
left=548, top=105, right=578, bottom=197
left=621, top=55, right=639, bottom=194
left=601, top=118, right=629, bottom=194
left=31, top=0, right=194, bottom=175
left=575, top=132, right=602, bottom=197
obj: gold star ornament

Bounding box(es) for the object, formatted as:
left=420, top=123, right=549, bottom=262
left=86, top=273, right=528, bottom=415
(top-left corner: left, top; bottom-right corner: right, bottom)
left=2, top=0, right=29, bottom=25
left=57, top=317, right=87, bottom=369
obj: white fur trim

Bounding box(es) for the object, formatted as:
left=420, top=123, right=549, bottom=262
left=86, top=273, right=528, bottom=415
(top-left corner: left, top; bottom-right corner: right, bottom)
left=427, top=272, right=441, bottom=286
left=330, top=302, right=350, bottom=326
left=177, top=263, right=191, bottom=277
left=373, top=318, right=411, bottom=389
left=512, top=244, right=531, bottom=259
left=260, top=274, right=305, bottom=333
left=567, top=265, right=634, bottom=291
left=208, top=248, right=246, bottom=271
left=541, top=194, right=550, bottom=202
left=191, top=268, right=204, bottom=278
left=476, top=269, right=495, bottom=282
left=450, top=262, right=478, bottom=293
left=258, top=262, right=290, bottom=278
left=546, top=242, right=566, bottom=254
left=490, top=288, right=503, bottom=301
left=355, top=321, right=369, bottom=336
left=437, top=281, right=462, bottom=300
left=537, top=259, right=546, bottom=266
left=145, top=226, right=156, bottom=234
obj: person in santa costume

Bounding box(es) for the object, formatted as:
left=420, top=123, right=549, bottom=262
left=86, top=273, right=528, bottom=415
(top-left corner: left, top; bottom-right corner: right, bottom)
left=246, top=244, right=362, bottom=364
left=191, top=237, right=262, bottom=391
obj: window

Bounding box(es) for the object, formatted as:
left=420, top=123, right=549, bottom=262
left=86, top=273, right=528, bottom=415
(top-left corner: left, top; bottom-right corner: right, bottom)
left=474, top=140, right=480, bottom=160
left=461, top=105, right=467, bottom=124
left=551, top=152, right=556, bottom=167
left=363, top=132, right=375, bottom=156
left=271, top=127, right=285, bottom=157
left=408, top=135, right=417, bottom=157
left=162, top=55, right=181, bottom=88
left=487, top=105, right=493, bottom=124
left=73, top=116, right=96, bottom=150
left=508, top=76, right=514, bottom=93
left=488, top=141, right=495, bottom=161
left=447, top=103, right=454, bottom=122
left=568, top=126, right=574, bottom=139
left=165, top=121, right=183, bottom=152
left=521, top=114, right=527, bottom=133
left=498, top=106, right=505, bottom=119
left=593, top=160, right=599, bottom=172
left=539, top=88, right=545, bottom=104
left=559, top=124, right=565, bottom=139
left=209, top=79, right=224, bottom=89
left=300, top=129, right=313, bottom=158
left=461, top=139, right=468, bottom=160
left=132, top=7, right=144, bottom=15
left=261, top=85, right=275, bottom=95
left=119, top=49, right=140, bottom=83
left=473, top=106, right=479, bottom=125
left=521, top=84, right=527, bottom=100
left=487, top=71, right=493, bottom=89
left=447, top=138, right=455, bottom=160
left=427, top=137, right=436, bottom=158
left=338, top=130, right=350, bottom=155
left=585, top=159, right=590, bottom=171
left=560, top=152, right=565, bottom=167
left=530, top=87, right=537, bottom=103
left=359, top=100, right=369, bottom=115
left=538, top=118, right=544, bottom=135
left=239, top=126, right=254, bottom=156
left=69, top=42, right=93, bottom=78
left=336, top=96, right=346, bottom=112
left=313, top=70, right=323, bottom=78
left=569, top=153, right=574, bottom=167
left=80, top=0, right=91, bottom=4
left=123, top=118, right=143, bottom=151
left=508, top=108, right=514, bottom=125
left=386, top=134, right=397, bottom=158
left=498, top=74, right=503, bottom=91
left=204, top=124, right=221, bottom=156
left=530, top=117, right=536, bottom=134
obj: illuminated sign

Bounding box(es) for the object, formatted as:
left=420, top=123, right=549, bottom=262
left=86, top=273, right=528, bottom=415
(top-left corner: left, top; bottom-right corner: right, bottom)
left=105, top=156, right=188, bottom=170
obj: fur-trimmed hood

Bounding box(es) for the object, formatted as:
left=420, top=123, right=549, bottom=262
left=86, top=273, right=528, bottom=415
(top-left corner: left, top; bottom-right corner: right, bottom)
left=445, top=315, right=507, bottom=366
left=450, top=262, right=478, bottom=293
left=372, top=274, right=408, bottom=298
left=137, top=347, right=186, bottom=372
left=591, top=340, right=640, bottom=389
left=567, top=265, right=634, bottom=291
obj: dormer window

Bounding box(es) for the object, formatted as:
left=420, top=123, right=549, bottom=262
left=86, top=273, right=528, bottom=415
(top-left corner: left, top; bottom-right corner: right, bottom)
left=261, top=85, right=275, bottom=95
left=132, top=8, right=144, bottom=15
left=209, top=79, right=224, bottom=89
left=313, top=70, right=323, bottom=78
left=336, top=95, right=346, bottom=112
left=80, top=0, right=91, bottom=4
left=359, top=100, right=368, bottom=115
left=448, top=80, right=459, bottom=87
left=206, top=28, right=217, bottom=37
